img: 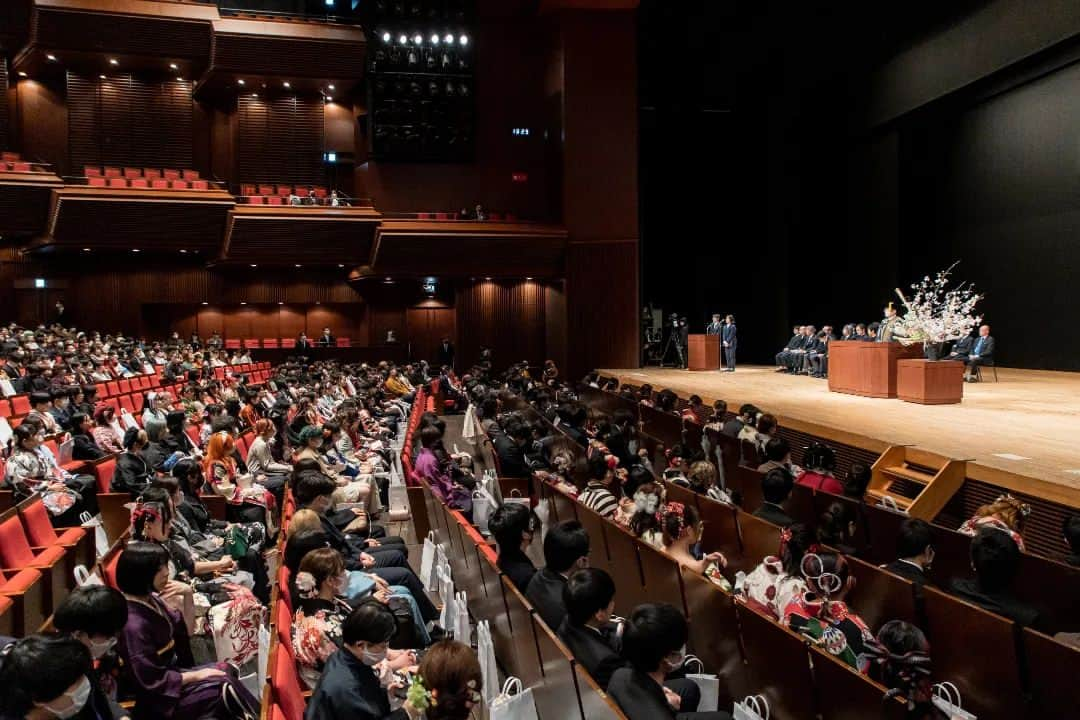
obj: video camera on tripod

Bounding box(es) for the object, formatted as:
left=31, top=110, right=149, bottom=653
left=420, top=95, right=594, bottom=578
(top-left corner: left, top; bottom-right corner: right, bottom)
left=660, top=312, right=689, bottom=368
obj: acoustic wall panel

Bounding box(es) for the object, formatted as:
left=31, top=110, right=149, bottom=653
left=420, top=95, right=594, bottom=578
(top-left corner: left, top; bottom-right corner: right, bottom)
left=237, top=93, right=324, bottom=185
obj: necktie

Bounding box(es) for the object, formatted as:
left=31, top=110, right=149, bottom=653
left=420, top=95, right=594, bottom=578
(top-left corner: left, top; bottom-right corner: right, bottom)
left=974, top=338, right=984, bottom=355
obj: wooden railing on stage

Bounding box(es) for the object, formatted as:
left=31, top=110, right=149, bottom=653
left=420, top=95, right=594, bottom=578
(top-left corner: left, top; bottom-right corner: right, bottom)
left=828, top=340, right=923, bottom=398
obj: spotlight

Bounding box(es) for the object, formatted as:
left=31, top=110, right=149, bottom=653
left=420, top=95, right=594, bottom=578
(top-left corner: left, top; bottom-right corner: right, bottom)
left=460, top=35, right=469, bottom=46
left=444, top=33, right=454, bottom=44
left=326, top=96, right=333, bottom=102
left=47, top=54, right=58, bottom=62
left=176, top=77, right=184, bottom=82
left=337, top=264, right=345, bottom=268
left=431, top=33, right=440, bottom=44
left=398, top=34, right=408, bottom=45
left=237, top=79, right=245, bottom=85
left=109, top=58, right=118, bottom=65
left=17, top=71, right=27, bottom=77
left=99, top=74, right=106, bottom=79
left=132, top=248, right=141, bottom=253
left=249, top=264, right=257, bottom=268
left=328, top=84, right=335, bottom=90
left=82, top=248, right=91, bottom=252
left=278, top=302, right=284, bottom=305
left=295, top=264, right=303, bottom=268
left=169, top=63, right=178, bottom=70
left=382, top=31, right=391, bottom=42
left=179, top=249, right=187, bottom=254
left=240, top=302, right=247, bottom=305
left=283, top=81, right=290, bottom=88
left=251, top=93, right=258, bottom=98
left=413, top=34, right=423, bottom=45
left=202, top=302, right=209, bottom=305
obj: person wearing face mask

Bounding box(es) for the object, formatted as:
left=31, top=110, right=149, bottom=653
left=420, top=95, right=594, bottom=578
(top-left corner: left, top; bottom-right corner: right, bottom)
left=291, top=549, right=418, bottom=688
left=525, top=520, right=591, bottom=631
left=52, top=586, right=130, bottom=719
left=114, top=542, right=259, bottom=720
left=608, top=603, right=731, bottom=719
left=0, top=635, right=120, bottom=720
left=305, top=601, right=422, bottom=720
left=488, top=502, right=540, bottom=592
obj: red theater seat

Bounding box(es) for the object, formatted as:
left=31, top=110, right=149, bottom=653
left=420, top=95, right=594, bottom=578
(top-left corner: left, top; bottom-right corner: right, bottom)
left=263, top=339, right=279, bottom=348
left=93, top=458, right=116, bottom=494
left=11, top=395, right=30, bottom=416
left=171, top=180, right=188, bottom=189
left=336, top=338, right=350, bottom=347
left=123, top=168, right=142, bottom=179
left=12, top=162, right=31, bottom=172
left=1, top=152, right=19, bottom=162
left=225, top=339, right=241, bottom=349
left=182, top=169, right=200, bottom=180
left=248, top=195, right=264, bottom=204
left=243, top=339, right=259, bottom=349
left=84, top=166, right=102, bottom=177
left=108, top=178, right=128, bottom=188
left=191, top=180, right=209, bottom=190
left=281, top=338, right=295, bottom=348
left=151, top=179, right=170, bottom=189
left=313, top=187, right=327, bottom=198
left=258, top=184, right=274, bottom=196
left=103, top=167, right=121, bottom=178
left=163, top=169, right=180, bottom=180
left=130, top=178, right=148, bottom=188
left=419, top=212, right=434, bottom=219
left=241, top=184, right=256, bottom=196
left=267, top=195, right=283, bottom=205
left=144, top=168, right=161, bottom=180
left=272, top=643, right=305, bottom=720
left=277, top=185, right=292, bottom=196
left=89, top=177, right=107, bottom=187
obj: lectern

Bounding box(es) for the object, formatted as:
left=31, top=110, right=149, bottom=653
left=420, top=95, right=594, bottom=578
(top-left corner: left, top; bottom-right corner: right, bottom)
left=828, top=341, right=922, bottom=398
left=688, top=334, right=721, bottom=371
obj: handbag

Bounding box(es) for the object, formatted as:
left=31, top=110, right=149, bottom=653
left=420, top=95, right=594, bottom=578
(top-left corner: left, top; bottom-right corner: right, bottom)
left=420, top=531, right=438, bottom=591
left=437, top=564, right=456, bottom=630
left=931, top=682, right=977, bottom=720
left=224, top=525, right=249, bottom=560
left=80, top=511, right=110, bottom=559
left=733, top=694, right=770, bottom=720
left=472, top=489, right=494, bottom=534
left=476, top=620, right=499, bottom=704
left=489, top=678, right=539, bottom=720
left=682, top=655, right=720, bottom=711
left=452, top=590, right=470, bottom=644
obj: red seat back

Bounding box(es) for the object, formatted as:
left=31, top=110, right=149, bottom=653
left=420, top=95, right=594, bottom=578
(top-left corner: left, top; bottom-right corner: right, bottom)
left=20, top=498, right=60, bottom=546
left=272, top=644, right=305, bottom=720
left=0, top=517, right=37, bottom=567
left=94, top=458, right=117, bottom=494
left=11, top=395, right=29, bottom=415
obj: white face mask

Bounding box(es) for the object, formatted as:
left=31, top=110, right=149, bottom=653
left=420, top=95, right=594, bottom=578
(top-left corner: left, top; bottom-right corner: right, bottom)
left=360, top=645, right=388, bottom=666
left=88, top=636, right=117, bottom=660
left=38, top=676, right=91, bottom=719
left=666, top=646, right=687, bottom=669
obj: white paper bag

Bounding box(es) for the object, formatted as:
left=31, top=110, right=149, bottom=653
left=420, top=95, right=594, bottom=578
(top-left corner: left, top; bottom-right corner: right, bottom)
left=420, top=531, right=438, bottom=591
left=533, top=497, right=551, bottom=539
left=503, top=489, right=530, bottom=509
left=453, top=590, right=470, bottom=644
left=489, top=678, right=539, bottom=720
left=256, top=624, right=271, bottom=690
left=80, top=511, right=110, bottom=559
left=73, top=564, right=104, bottom=587
left=463, top=405, right=479, bottom=444
left=473, top=490, right=494, bottom=534
left=438, top=564, right=456, bottom=630
left=733, top=695, right=770, bottom=720
left=932, top=682, right=977, bottom=720
left=477, top=620, right=499, bottom=704
left=682, top=655, right=720, bottom=712
left=0, top=417, right=12, bottom=448
left=120, top=411, right=138, bottom=431
left=0, top=379, right=16, bottom=397
left=58, top=438, right=74, bottom=466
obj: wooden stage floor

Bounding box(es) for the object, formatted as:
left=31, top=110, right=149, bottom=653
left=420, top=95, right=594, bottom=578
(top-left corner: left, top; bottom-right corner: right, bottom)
left=599, top=365, right=1080, bottom=507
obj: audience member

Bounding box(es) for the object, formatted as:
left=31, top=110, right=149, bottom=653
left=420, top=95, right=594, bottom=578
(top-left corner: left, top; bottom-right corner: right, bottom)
left=488, top=502, right=540, bottom=592
left=956, top=493, right=1029, bottom=551
left=740, top=523, right=811, bottom=620
left=659, top=502, right=728, bottom=588
left=579, top=454, right=620, bottom=519
left=950, top=528, right=1045, bottom=631
left=0, top=635, right=122, bottom=720
left=796, top=443, right=843, bottom=494
left=881, top=518, right=936, bottom=590
left=842, top=462, right=872, bottom=501
left=1064, top=515, right=1080, bottom=567
left=526, top=520, right=591, bottom=631
left=752, top=468, right=795, bottom=527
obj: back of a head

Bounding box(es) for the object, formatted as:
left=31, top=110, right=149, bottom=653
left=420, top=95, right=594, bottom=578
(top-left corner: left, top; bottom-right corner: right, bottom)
left=418, top=640, right=483, bottom=720
left=762, top=467, right=794, bottom=504
left=587, top=454, right=610, bottom=482
left=419, top=424, right=442, bottom=449
left=817, top=501, right=854, bottom=546
left=622, top=603, right=687, bottom=674
left=285, top=529, right=332, bottom=575
left=1063, top=515, right=1080, bottom=556
left=801, top=550, right=850, bottom=597
left=844, top=462, right=872, bottom=499
left=543, top=520, right=591, bottom=574
left=341, top=600, right=397, bottom=646
left=756, top=413, right=777, bottom=435
left=896, top=518, right=934, bottom=559
left=563, top=568, right=616, bottom=626
left=53, top=585, right=128, bottom=637
left=0, top=635, right=92, bottom=717
left=779, top=523, right=813, bottom=575
left=875, top=620, right=932, bottom=699
left=143, top=419, right=166, bottom=443
left=764, top=436, right=790, bottom=463
left=295, top=472, right=336, bottom=506
left=115, top=541, right=169, bottom=596
left=488, top=502, right=534, bottom=553
left=661, top=502, right=699, bottom=546
left=288, top=508, right=323, bottom=538
left=970, top=527, right=1020, bottom=592
left=803, top=443, right=836, bottom=472
left=976, top=495, right=1030, bottom=533
left=687, top=461, right=717, bottom=492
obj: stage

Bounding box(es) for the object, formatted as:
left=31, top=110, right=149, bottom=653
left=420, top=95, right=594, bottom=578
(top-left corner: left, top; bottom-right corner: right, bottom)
left=599, top=365, right=1080, bottom=506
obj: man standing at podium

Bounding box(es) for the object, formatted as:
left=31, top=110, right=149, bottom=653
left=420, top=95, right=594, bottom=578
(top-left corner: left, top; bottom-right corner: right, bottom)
left=877, top=302, right=903, bottom=343
left=706, top=314, right=723, bottom=336
left=722, top=314, right=737, bottom=371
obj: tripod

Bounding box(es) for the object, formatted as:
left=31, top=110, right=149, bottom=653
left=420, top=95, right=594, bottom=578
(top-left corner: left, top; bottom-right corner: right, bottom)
left=660, top=326, right=686, bottom=368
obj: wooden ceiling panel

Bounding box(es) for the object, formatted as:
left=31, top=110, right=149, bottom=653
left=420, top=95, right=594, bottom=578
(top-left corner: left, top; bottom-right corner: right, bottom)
left=31, top=3, right=213, bottom=60
left=0, top=172, right=64, bottom=236
left=219, top=206, right=381, bottom=266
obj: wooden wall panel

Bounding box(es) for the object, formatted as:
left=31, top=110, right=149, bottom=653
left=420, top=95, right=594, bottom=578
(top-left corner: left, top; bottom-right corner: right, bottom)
left=197, top=308, right=225, bottom=337
left=237, top=93, right=324, bottom=185
left=279, top=305, right=306, bottom=339
left=455, top=279, right=548, bottom=369
left=17, top=79, right=69, bottom=175
left=369, top=305, right=406, bottom=347
left=566, top=241, right=637, bottom=378
left=406, top=307, right=456, bottom=366
left=223, top=309, right=251, bottom=339
left=67, top=73, right=194, bottom=171
left=0, top=59, right=9, bottom=152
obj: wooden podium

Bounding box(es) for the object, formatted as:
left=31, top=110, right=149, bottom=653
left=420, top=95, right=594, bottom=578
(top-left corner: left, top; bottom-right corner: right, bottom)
left=897, top=359, right=965, bottom=404
left=687, top=334, right=721, bottom=371
left=828, top=341, right=923, bottom=398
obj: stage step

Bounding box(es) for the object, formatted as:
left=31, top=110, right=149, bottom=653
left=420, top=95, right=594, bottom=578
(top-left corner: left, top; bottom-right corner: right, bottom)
left=881, top=464, right=935, bottom=485
left=868, top=447, right=967, bottom=521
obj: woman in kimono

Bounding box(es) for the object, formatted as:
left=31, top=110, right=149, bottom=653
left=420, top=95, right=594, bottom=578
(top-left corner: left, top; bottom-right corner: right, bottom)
left=4, top=424, right=88, bottom=527
left=114, top=542, right=259, bottom=720
left=202, top=432, right=277, bottom=535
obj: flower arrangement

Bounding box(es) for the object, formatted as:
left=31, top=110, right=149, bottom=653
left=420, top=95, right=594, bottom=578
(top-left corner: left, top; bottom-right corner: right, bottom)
left=893, top=262, right=983, bottom=348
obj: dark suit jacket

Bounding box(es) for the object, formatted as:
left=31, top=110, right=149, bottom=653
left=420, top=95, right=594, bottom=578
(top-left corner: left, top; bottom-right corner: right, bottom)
left=318, top=334, right=335, bottom=347
left=970, top=335, right=995, bottom=361
left=705, top=322, right=723, bottom=336
left=526, top=568, right=568, bottom=631
left=882, top=559, right=933, bottom=589
left=497, top=549, right=536, bottom=593
left=436, top=342, right=455, bottom=367
left=494, top=434, right=530, bottom=478
left=948, top=335, right=974, bottom=358
left=607, top=667, right=677, bottom=720
left=305, top=648, right=409, bottom=720
left=722, top=323, right=737, bottom=347
left=72, top=432, right=105, bottom=461
left=950, top=577, right=1046, bottom=632
left=557, top=619, right=629, bottom=689
left=752, top=502, right=793, bottom=528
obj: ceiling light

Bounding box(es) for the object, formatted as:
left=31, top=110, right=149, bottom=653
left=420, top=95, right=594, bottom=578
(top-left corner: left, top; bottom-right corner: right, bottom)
left=132, top=248, right=140, bottom=253
left=237, top=79, right=245, bottom=85
left=385, top=276, right=393, bottom=281
left=240, top=302, right=247, bottom=305
left=382, top=32, right=391, bottom=42
left=283, top=81, right=290, bottom=88
left=179, top=249, right=187, bottom=254
left=109, top=58, right=118, bottom=65
left=249, top=264, right=257, bottom=268
left=169, top=63, right=178, bottom=70
left=431, top=33, right=440, bottom=44
left=484, top=276, right=492, bottom=280
left=99, top=74, right=106, bottom=79
left=326, top=96, right=333, bottom=102
left=398, top=34, right=407, bottom=45
left=526, top=277, right=533, bottom=280
left=251, top=93, right=258, bottom=98
left=47, top=54, right=57, bottom=62
left=413, top=34, right=423, bottom=45
left=445, top=33, right=454, bottom=44
left=17, top=71, right=28, bottom=78
left=278, top=302, right=284, bottom=305
left=328, top=84, right=335, bottom=90
left=202, top=302, right=208, bottom=305
left=176, top=77, right=184, bottom=82
left=315, top=301, right=321, bottom=305
left=337, top=264, right=344, bottom=268
left=460, top=35, right=469, bottom=46
left=82, top=248, right=91, bottom=252
left=294, top=264, right=302, bottom=268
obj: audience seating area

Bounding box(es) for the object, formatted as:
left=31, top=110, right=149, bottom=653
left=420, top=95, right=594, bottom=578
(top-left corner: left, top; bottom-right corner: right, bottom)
left=0, top=151, right=51, bottom=173
left=238, top=183, right=329, bottom=204
left=83, top=166, right=214, bottom=190
left=222, top=338, right=350, bottom=349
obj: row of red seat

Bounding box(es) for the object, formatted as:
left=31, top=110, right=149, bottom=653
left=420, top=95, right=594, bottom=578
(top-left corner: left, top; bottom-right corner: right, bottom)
left=85, top=166, right=201, bottom=181
left=87, top=176, right=211, bottom=190
left=223, top=338, right=351, bottom=349
left=415, top=211, right=518, bottom=221
left=240, top=184, right=328, bottom=199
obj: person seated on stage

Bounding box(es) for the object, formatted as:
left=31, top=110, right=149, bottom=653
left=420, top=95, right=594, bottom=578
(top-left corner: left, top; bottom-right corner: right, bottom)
left=579, top=454, right=621, bottom=520
left=607, top=603, right=730, bottom=719
left=956, top=493, right=1029, bottom=551
left=950, top=528, right=1048, bottom=632
left=963, top=324, right=995, bottom=382
left=796, top=442, right=843, bottom=495
left=783, top=550, right=879, bottom=673
left=807, top=329, right=833, bottom=378
left=681, top=394, right=709, bottom=425
left=659, top=501, right=728, bottom=589
left=839, top=324, right=855, bottom=341
left=752, top=468, right=795, bottom=528
left=526, top=520, right=591, bottom=631
left=785, top=325, right=816, bottom=374
left=881, top=518, right=936, bottom=591
left=1064, top=515, right=1080, bottom=568
left=865, top=322, right=880, bottom=341
left=752, top=413, right=777, bottom=456
left=816, top=501, right=859, bottom=556
left=740, top=523, right=811, bottom=620
left=775, top=326, right=805, bottom=371
left=842, top=462, right=872, bottom=501
left=723, top=403, right=756, bottom=439
left=489, top=501, right=540, bottom=592
left=757, top=436, right=796, bottom=476
left=947, top=332, right=975, bottom=361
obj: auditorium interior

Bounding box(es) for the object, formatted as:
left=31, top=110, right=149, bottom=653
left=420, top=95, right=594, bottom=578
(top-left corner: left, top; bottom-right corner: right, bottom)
left=0, top=1, right=1079, bottom=719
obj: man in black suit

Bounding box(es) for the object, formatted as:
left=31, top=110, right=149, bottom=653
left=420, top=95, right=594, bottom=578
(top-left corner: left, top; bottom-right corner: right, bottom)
left=775, top=326, right=803, bottom=371
left=558, top=568, right=628, bottom=688
left=950, top=528, right=1048, bottom=632
left=526, top=520, right=590, bottom=631
left=493, top=421, right=531, bottom=478
left=705, top=314, right=723, bottom=336
left=752, top=468, right=795, bottom=527
left=964, top=324, right=995, bottom=382
left=721, top=314, right=737, bottom=372
left=318, top=327, right=336, bottom=347
left=881, top=518, right=935, bottom=591
left=946, top=333, right=974, bottom=361
left=435, top=336, right=455, bottom=368
left=296, top=333, right=312, bottom=351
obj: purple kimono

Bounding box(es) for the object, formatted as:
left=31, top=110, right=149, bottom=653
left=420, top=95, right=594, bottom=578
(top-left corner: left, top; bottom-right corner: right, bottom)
left=117, top=594, right=258, bottom=720
left=414, top=447, right=471, bottom=512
